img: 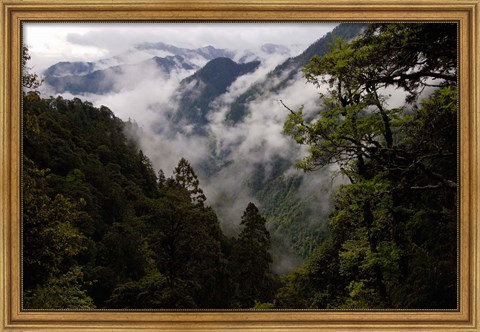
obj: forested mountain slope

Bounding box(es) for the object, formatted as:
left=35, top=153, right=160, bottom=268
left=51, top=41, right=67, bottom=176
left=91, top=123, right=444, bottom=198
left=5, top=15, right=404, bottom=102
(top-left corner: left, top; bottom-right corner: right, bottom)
left=159, top=23, right=366, bottom=262
left=226, top=23, right=365, bottom=124
left=39, top=24, right=367, bottom=266
left=23, top=22, right=458, bottom=310
left=23, top=90, right=278, bottom=309
left=274, top=22, right=457, bottom=309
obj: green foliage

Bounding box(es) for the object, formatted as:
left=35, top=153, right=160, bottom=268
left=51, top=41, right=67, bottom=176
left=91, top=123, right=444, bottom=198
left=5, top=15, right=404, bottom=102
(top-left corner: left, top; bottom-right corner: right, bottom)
left=253, top=301, right=275, bottom=309
left=230, top=203, right=279, bottom=308
left=274, top=240, right=347, bottom=309
left=257, top=174, right=329, bottom=258
left=22, top=24, right=457, bottom=310
left=173, top=158, right=207, bottom=206
left=23, top=157, right=88, bottom=292
left=354, top=23, right=457, bottom=101
left=22, top=46, right=43, bottom=91
left=226, top=24, right=365, bottom=125
left=24, top=266, right=95, bottom=309
left=273, top=267, right=312, bottom=309
left=147, top=177, right=228, bottom=309
left=279, top=23, right=457, bottom=309
left=22, top=93, right=162, bottom=308
left=22, top=80, right=275, bottom=308
left=107, top=271, right=170, bottom=309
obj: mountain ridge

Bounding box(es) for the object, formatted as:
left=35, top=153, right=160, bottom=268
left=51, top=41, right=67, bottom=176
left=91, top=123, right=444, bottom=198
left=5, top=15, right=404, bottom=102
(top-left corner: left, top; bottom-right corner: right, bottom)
left=41, top=23, right=366, bottom=262
left=171, top=57, right=261, bottom=132
left=225, top=23, right=366, bottom=124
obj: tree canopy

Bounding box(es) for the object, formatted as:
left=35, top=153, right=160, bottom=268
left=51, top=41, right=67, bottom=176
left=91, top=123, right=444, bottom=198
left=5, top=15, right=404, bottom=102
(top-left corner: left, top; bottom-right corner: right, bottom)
left=22, top=23, right=457, bottom=310
left=280, top=23, right=457, bottom=309
left=23, top=87, right=279, bottom=308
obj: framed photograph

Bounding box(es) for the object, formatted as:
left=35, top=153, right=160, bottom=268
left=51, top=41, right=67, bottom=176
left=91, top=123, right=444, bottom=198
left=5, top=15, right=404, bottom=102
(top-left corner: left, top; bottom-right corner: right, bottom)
left=1, top=0, right=479, bottom=331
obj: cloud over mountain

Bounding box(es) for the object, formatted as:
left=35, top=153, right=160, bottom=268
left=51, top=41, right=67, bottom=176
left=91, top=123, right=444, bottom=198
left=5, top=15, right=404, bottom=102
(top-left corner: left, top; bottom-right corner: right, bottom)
left=36, top=23, right=364, bottom=272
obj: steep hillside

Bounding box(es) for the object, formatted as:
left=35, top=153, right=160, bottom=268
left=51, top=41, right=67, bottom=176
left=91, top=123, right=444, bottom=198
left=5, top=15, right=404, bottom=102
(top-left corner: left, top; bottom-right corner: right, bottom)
left=23, top=92, right=279, bottom=309
left=226, top=23, right=365, bottom=124
left=40, top=23, right=366, bottom=266
left=44, top=55, right=197, bottom=94
left=172, top=57, right=260, bottom=131
left=25, top=22, right=458, bottom=310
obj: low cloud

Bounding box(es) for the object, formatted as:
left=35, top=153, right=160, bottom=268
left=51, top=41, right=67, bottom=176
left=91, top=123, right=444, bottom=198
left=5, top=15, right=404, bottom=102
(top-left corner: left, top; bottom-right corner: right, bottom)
left=31, top=24, right=345, bottom=273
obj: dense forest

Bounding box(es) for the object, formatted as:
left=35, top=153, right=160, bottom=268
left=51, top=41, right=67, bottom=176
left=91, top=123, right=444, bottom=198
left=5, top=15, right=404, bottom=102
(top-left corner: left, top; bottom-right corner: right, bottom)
left=276, top=23, right=457, bottom=309
left=22, top=23, right=457, bottom=310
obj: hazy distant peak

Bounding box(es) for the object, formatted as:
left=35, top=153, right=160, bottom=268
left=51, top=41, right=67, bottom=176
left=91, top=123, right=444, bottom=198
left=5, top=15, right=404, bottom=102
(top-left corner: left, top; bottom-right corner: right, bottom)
left=149, top=55, right=197, bottom=71
left=197, top=45, right=217, bottom=53
left=44, top=61, right=96, bottom=77
left=135, top=41, right=179, bottom=52
left=135, top=42, right=236, bottom=61
left=260, top=43, right=290, bottom=55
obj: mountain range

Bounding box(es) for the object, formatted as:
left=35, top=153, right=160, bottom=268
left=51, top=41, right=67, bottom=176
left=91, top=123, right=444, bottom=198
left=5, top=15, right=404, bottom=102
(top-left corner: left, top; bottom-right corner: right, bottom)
left=42, top=23, right=366, bottom=271
left=43, top=41, right=261, bottom=94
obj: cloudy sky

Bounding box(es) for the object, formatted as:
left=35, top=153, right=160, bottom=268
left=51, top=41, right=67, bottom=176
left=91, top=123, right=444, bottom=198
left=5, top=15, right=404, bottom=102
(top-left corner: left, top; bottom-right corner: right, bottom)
left=22, top=22, right=341, bottom=184
left=24, top=22, right=337, bottom=72
left=23, top=22, right=339, bottom=185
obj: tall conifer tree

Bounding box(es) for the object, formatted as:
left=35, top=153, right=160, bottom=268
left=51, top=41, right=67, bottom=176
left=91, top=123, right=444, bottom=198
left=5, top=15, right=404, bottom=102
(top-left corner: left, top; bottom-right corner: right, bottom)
left=231, top=203, right=275, bottom=308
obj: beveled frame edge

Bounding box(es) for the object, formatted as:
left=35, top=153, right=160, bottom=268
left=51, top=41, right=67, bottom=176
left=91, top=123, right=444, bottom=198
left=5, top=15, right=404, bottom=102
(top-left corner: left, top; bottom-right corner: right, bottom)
left=0, top=0, right=478, bottom=331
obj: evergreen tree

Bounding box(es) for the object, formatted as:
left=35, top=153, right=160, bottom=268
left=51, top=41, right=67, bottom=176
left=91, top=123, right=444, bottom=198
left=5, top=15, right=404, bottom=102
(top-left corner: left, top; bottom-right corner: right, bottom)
left=157, top=169, right=166, bottom=189
left=22, top=49, right=94, bottom=309
left=22, top=50, right=236, bottom=309
left=142, top=159, right=228, bottom=308
left=231, top=203, right=276, bottom=308
left=173, top=158, right=207, bottom=205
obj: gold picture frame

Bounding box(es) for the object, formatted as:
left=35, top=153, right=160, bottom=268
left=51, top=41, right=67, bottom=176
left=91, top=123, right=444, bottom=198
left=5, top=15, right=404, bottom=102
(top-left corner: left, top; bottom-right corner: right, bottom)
left=1, top=0, right=479, bottom=331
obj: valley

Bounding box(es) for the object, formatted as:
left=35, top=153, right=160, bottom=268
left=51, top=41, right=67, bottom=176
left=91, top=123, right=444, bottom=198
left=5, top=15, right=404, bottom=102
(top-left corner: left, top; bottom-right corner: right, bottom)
left=38, top=23, right=364, bottom=271
left=23, top=22, right=458, bottom=309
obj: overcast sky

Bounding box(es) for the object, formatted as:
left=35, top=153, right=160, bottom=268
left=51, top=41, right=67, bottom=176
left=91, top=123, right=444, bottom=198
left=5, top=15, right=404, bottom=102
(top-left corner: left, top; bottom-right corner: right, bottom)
left=24, top=22, right=337, bottom=72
